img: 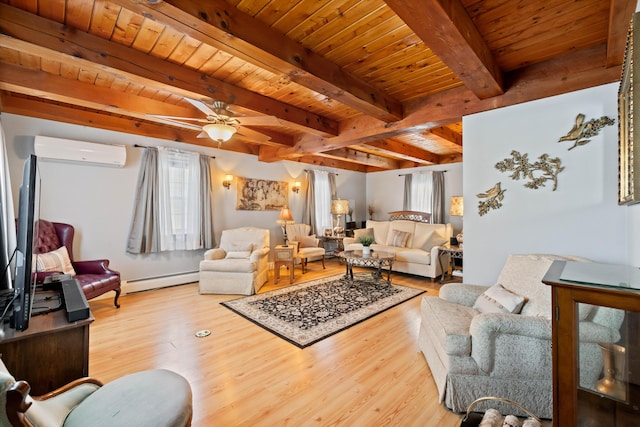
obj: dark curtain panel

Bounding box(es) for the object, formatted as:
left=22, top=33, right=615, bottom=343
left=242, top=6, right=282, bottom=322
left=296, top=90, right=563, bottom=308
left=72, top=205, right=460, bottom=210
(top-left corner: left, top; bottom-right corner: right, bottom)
left=432, top=171, right=445, bottom=224
left=126, top=148, right=161, bottom=254
left=199, top=155, right=215, bottom=249
left=403, top=174, right=412, bottom=210
left=302, top=170, right=317, bottom=235
left=329, top=172, right=337, bottom=199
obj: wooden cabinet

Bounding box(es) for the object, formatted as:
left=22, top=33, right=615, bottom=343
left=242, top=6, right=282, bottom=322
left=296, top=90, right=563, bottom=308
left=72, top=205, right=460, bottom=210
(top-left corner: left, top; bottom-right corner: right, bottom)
left=543, top=261, right=640, bottom=426
left=0, top=308, right=93, bottom=395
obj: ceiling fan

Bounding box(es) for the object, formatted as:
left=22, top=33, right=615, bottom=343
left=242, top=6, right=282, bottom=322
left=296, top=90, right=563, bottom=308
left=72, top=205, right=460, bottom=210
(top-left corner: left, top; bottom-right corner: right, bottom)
left=150, top=98, right=280, bottom=146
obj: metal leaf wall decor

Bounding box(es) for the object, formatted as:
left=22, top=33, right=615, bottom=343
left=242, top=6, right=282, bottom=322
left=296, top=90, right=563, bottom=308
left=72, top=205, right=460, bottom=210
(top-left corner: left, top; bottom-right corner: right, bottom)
left=477, top=182, right=506, bottom=216
left=558, top=113, right=615, bottom=150
left=495, top=150, right=564, bottom=191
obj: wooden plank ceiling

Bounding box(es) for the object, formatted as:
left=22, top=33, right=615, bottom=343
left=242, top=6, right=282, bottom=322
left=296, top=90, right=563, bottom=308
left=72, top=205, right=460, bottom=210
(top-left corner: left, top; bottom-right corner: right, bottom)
left=0, top=0, right=635, bottom=171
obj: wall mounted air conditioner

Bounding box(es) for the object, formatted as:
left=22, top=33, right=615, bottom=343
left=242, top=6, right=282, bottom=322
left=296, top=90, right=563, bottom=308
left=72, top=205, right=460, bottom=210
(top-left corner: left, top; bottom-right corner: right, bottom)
left=34, top=136, right=127, bottom=167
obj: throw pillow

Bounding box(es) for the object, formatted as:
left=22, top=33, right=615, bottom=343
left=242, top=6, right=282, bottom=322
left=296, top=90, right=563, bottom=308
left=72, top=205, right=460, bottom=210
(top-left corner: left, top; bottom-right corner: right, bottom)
left=353, top=228, right=374, bottom=242
left=299, top=235, right=319, bottom=248
left=387, top=229, right=411, bottom=248
left=473, top=284, right=526, bottom=314
left=418, top=230, right=448, bottom=251
left=34, top=246, right=76, bottom=276
left=225, top=244, right=253, bottom=259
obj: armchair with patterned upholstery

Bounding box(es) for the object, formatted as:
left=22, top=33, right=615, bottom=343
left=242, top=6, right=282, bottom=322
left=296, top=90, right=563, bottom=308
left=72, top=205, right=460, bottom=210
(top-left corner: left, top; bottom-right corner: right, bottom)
left=199, top=227, right=270, bottom=295
left=33, top=220, right=121, bottom=308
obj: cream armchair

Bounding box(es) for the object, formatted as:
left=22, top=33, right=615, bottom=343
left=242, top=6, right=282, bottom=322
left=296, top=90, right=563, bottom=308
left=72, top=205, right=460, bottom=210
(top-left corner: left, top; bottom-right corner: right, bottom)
left=285, top=224, right=325, bottom=272
left=199, top=227, right=270, bottom=295
left=419, top=254, right=624, bottom=419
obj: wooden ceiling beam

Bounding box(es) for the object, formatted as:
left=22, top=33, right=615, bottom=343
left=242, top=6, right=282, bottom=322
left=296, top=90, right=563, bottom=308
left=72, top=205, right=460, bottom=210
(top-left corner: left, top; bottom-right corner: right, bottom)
left=384, top=0, right=504, bottom=99
left=319, top=148, right=402, bottom=169
left=606, top=0, right=637, bottom=67
left=0, top=3, right=337, bottom=137
left=112, top=0, right=403, bottom=121
left=426, top=126, right=462, bottom=146
left=261, top=42, right=620, bottom=161
left=364, top=139, right=440, bottom=164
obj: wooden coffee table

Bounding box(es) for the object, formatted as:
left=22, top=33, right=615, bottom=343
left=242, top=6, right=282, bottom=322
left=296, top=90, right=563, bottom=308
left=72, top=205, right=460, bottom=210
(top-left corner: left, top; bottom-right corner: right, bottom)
left=339, top=250, right=395, bottom=284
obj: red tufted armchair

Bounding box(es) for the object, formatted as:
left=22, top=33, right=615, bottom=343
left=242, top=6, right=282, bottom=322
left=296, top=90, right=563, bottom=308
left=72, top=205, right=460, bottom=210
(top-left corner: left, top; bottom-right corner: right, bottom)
left=34, top=220, right=121, bottom=308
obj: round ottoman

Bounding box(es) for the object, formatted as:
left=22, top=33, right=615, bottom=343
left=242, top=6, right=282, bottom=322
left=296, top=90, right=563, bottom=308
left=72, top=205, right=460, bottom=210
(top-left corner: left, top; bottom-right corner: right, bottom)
left=63, top=369, right=192, bottom=427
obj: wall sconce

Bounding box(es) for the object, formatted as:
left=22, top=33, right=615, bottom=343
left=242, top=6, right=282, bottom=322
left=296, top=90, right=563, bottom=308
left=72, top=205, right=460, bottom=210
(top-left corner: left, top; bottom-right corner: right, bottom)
left=222, top=174, right=233, bottom=190
left=292, top=181, right=301, bottom=193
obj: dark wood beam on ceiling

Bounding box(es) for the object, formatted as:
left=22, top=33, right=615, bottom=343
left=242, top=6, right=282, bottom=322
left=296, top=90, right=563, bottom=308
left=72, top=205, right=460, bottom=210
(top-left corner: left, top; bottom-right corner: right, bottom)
left=261, top=42, right=621, bottom=161
left=113, top=0, right=403, bottom=122
left=606, top=0, right=637, bottom=67
left=0, top=3, right=337, bottom=137
left=384, top=0, right=504, bottom=99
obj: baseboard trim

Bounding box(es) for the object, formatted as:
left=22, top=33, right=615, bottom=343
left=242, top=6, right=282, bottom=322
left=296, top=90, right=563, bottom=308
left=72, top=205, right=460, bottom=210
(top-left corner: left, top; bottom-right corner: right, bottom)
left=91, top=272, right=199, bottom=300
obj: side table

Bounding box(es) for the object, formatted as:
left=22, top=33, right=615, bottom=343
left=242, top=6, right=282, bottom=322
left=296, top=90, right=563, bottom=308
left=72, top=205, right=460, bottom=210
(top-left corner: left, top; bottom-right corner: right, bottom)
left=320, top=235, right=344, bottom=257
left=437, top=244, right=463, bottom=283
left=274, top=245, right=295, bottom=284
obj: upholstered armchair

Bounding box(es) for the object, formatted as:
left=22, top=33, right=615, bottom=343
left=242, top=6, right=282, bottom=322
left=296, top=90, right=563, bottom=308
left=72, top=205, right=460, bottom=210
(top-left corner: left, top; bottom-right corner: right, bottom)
left=419, top=254, right=624, bottom=419
left=199, top=227, right=270, bottom=295
left=2, top=358, right=192, bottom=427
left=285, top=224, right=325, bottom=272
left=33, top=220, right=121, bottom=308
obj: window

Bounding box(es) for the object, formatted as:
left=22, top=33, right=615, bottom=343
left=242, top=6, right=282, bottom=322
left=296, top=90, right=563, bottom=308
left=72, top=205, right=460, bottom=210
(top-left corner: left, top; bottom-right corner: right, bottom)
left=410, top=173, right=433, bottom=213
left=313, top=170, right=332, bottom=233
left=157, top=149, right=202, bottom=251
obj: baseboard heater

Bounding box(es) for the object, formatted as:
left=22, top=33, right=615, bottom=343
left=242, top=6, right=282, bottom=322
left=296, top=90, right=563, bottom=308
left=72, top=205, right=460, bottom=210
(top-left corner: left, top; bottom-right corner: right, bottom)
left=122, top=271, right=199, bottom=294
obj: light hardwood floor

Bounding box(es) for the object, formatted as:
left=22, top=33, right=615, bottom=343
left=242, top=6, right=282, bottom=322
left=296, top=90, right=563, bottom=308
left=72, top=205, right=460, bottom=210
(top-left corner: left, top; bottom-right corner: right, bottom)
left=87, top=259, right=464, bottom=426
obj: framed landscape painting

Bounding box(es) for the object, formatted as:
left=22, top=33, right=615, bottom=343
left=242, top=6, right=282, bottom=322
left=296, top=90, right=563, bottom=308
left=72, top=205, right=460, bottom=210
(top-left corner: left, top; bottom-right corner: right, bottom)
left=236, top=177, right=288, bottom=210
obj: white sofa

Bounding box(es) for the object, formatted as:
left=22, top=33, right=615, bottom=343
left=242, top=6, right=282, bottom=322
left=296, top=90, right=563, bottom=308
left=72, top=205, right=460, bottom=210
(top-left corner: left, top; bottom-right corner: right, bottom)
left=199, top=227, right=270, bottom=295
left=419, top=254, right=625, bottom=419
left=343, top=219, right=453, bottom=280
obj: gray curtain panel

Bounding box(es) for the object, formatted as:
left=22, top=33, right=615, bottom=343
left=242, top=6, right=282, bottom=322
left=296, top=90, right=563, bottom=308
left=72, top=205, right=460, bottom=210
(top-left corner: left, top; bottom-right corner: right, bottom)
left=126, top=148, right=160, bottom=254
left=329, top=172, right=337, bottom=199
left=431, top=171, right=445, bottom=224
left=199, top=155, right=215, bottom=249
left=302, top=170, right=317, bottom=235
left=403, top=174, right=412, bottom=210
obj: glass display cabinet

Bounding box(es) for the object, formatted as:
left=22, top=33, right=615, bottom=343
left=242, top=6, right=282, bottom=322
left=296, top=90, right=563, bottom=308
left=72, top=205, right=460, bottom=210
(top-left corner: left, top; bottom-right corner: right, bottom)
left=543, top=261, right=640, bottom=426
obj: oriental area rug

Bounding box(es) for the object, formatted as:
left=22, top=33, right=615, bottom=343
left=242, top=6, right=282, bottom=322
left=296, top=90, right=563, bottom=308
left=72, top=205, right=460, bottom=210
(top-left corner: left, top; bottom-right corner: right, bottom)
left=221, top=274, right=425, bottom=348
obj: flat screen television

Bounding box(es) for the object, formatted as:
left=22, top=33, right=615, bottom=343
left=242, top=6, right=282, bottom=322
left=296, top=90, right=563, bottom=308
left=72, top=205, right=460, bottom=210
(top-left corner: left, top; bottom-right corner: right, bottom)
left=10, top=154, right=40, bottom=331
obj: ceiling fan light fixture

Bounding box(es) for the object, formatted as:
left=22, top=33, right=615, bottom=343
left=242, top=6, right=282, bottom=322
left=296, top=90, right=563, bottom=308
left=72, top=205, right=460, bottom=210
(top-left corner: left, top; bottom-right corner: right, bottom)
left=203, top=123, right=237, bottom=145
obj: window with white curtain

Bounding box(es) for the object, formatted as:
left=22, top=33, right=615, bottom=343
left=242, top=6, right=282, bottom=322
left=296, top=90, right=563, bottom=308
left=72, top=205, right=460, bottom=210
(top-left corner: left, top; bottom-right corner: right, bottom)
left=411, top=172, right=433, bottom=213
left=157, top=148, right=202, bottom=251
left=313, top=170, right=332, bottom=233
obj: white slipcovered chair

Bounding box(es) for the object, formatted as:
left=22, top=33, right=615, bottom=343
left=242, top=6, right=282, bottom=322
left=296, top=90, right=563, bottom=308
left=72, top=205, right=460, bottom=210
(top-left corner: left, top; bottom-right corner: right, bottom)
left=199, top=227, right=270, bottom=295
left=285, top=224, right=325, bottom=273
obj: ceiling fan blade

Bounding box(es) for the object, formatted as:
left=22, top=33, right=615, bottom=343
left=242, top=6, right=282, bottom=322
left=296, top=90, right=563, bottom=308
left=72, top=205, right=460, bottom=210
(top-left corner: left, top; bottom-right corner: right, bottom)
left=236, top=126, right=271, bottom=142
left=149, top=114, right=207, bottom=122
left=235, top=116, right=282, bottom=127
left=184, top=98, right=217, bottom=117
left=149, top=116, right=203, bottom=131
left=196, top=131, right=208, bottom=139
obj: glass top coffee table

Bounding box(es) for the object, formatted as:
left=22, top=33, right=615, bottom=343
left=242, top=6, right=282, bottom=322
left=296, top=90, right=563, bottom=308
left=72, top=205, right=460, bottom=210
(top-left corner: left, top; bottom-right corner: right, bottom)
left=338, top=250, right=395, bottom=284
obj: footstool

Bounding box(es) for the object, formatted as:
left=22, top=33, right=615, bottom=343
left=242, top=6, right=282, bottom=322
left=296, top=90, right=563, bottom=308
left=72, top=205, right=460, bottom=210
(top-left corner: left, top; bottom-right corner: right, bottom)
left=63, top=369, right=192, bottom=427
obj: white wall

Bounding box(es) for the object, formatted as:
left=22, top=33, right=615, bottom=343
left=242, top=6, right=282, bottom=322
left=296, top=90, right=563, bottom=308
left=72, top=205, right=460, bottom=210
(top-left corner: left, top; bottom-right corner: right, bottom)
left=1, top=114, right=365, bottom=286
left=366, top=162, right=463, bottom=233
left=463, top=83, right=631, bottom=284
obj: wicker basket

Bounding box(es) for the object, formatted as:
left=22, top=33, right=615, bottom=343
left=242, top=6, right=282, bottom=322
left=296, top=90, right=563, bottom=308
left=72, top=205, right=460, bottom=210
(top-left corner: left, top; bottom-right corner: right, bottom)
left=459, top=396, right=544, bottom=427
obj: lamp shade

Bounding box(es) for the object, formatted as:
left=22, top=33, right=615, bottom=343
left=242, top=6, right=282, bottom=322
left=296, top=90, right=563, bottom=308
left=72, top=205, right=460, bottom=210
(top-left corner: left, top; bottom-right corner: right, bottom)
left=276, top=206, right=294, bottom=224
left=203, top=123, right=237, bottom=143
left=450, top=196, right=464, bottom=216
left=331, top=199, right=349, bottom=215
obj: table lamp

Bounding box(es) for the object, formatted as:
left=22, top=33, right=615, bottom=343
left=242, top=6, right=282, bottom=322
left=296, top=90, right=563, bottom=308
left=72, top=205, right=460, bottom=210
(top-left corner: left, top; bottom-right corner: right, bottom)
left=276, top=205, right=295, bottom=246
left=331, top=199, right=349, bottom=236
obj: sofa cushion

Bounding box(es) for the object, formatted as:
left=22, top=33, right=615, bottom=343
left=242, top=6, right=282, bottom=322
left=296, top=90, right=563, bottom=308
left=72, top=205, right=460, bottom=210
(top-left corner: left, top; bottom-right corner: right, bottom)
left=497, top=254, right=570, bottom=318
left=387, top=229, right=411, bottom=247
left=366, top=220, right=390, bottom=244
left=353, top=228, right=374, bottom=241
left=421, top=296, right=475, bottom=356
left=473, top=284, right=525, bottom=314
left=386, top=220, right=416, bottom=247
left=412, top=223, right=448, bottom=250
left=393, top=248, right=431, bottom=264
left=35, top=246, right=76, bottom=276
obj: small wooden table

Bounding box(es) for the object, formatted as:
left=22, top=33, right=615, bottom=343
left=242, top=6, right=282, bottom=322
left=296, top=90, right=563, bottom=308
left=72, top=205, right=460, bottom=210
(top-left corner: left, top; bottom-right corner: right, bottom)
left=437, top=244, right=463, bottom=283
left=274, top=245, right=295, bottom=284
